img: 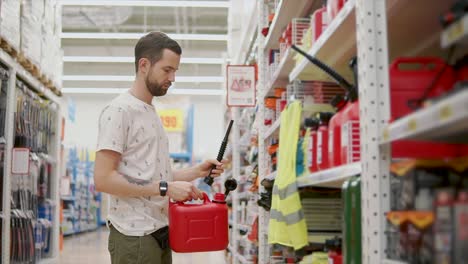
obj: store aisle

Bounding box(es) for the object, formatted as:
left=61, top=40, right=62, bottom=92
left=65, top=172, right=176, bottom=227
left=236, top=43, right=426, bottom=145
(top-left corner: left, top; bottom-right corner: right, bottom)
left=60, top=227, right=227, bottom=264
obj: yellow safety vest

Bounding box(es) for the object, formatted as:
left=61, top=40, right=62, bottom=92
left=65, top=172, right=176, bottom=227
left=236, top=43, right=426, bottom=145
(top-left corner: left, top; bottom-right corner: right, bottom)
left=268, top=101, right=308, bottom=250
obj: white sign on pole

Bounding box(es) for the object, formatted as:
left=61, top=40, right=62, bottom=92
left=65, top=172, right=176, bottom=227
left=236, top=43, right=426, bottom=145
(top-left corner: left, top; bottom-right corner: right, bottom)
left=11, top=148, right=30, bottom=174
left=226, top=65, right=256, bottom=107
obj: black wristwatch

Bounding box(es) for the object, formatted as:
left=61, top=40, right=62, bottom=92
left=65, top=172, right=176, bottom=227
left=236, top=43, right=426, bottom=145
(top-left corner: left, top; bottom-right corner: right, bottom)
left=159, top=181, right=168, bottom=196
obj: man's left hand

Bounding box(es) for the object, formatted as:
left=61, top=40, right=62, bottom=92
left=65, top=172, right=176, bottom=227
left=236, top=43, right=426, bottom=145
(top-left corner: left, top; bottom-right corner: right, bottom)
left=197, top=159, right=227, bottom=178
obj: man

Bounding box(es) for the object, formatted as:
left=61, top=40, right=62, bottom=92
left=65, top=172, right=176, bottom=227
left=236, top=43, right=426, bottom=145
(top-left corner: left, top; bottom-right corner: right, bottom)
left=94, top=31, right=225, bottom=264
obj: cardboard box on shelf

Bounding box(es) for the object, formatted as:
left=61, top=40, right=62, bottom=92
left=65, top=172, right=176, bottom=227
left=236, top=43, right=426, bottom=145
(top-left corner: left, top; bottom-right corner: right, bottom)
left=0, top=0, right=21, bottom=52
left=20, top=0, right=44, bottom=67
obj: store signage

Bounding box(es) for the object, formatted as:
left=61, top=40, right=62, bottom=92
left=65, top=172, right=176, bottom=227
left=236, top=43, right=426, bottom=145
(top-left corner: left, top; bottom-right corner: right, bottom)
left=226, top=65, right=256, bottom=107
left=158, top=109, right=184, bottom=132
left=11, top=148, right=30, bottom=174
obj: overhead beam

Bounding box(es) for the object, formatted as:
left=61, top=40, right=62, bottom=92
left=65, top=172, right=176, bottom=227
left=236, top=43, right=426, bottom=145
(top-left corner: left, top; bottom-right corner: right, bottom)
left=61, top=32, right=228, bottom=41
left=62, top=75, right=224, bottom=82
left=60, top=1, right=230, bottom=8
left=62, top=87, right=224, bottom=95
left=63, top=56, right=224, bottom=64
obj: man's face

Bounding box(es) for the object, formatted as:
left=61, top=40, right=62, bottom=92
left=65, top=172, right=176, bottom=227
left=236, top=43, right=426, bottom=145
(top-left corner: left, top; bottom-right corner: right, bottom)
left=145, top=49, right=180, bottom=97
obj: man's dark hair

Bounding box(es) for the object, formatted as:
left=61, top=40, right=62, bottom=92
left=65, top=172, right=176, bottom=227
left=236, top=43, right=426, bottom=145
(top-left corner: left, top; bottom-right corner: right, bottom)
left=134, top=32, right=182, bottom=73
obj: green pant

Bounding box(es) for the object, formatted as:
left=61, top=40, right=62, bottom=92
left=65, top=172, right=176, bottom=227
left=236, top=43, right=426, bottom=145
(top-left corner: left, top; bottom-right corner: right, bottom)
left=108, top=225, right=172, bottom=264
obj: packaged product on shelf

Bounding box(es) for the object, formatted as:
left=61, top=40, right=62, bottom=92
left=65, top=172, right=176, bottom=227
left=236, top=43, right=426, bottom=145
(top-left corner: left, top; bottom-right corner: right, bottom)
left=0, top=0, right=21, bottom=51
left=264, top=96, right=277, bottom=126
left=454, top=190, right=468, bottom=263
left=310, top=6, right=328, bottom=43
left=434, top=189, right=455, bottom=264
left=316, top=112, right=333, bottom=171
left=304, top=117, right=320, bottom=173
left=327, top=0, right=347, bottom=21
left=20, top=0, right=43, bottom=67
left=389, top=159, right=456, bottom=211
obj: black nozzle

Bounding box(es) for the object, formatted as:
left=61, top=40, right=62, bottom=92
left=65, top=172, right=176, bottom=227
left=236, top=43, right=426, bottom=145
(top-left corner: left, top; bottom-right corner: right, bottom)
left=204, top=120, right=234, bottom=186
left=224, top=178, right=238, bottom=198
left=348, top=56, right=359, bottom=102
left=330, top=94, right=346, bottom=109
left=304, top=118, right=320, bottom=129
left=291, top=45, right=354, bottom=91
left=317, top=112, right=334, bottom=125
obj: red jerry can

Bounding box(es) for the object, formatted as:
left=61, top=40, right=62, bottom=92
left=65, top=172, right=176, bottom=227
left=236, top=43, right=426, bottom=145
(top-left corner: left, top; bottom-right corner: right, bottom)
left=169, top=193, right=228, bottom=252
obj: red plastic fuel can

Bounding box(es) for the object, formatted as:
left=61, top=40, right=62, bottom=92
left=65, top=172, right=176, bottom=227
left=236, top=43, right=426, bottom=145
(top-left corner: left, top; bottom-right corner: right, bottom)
left=317, top=112, right=333, bottom=171
left=340, top=99, right=360, bottom=164
left=305, top=118, right=320, bottom=173
left=169, top=193, right=228, bottom=252
left=328, top=95, right=347, bottom=168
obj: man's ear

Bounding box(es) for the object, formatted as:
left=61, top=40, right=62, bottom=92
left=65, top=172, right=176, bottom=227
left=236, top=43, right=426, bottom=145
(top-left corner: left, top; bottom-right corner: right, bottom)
left=138, top=58, right=150, bottom=74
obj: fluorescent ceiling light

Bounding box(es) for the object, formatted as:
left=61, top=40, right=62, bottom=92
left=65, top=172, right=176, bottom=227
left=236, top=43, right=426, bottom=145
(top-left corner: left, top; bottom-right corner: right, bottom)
left=62, top=87, right=223, bottom=95
left=61, top=32, right=227, bottom=41
left=60, top=1, right=229, bottom=8
left=62, top=75, right=224, bottom=82
left=63, top=56, right=224, bottom=64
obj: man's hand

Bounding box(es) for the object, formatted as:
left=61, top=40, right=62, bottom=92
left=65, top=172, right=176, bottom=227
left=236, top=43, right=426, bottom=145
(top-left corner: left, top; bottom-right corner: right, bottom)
left=167, top=181, right=204, bottom=201
left=197, top=159, right=227, bottom=178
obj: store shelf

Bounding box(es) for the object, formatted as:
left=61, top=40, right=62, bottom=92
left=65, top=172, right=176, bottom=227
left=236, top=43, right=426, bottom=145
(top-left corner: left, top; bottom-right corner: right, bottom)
left=263, top=48, right=295, bottom=98
left=382, top=259, right=407, bottom=264
left=297, top=162, right=361, bottom=188
left=264, top=0, right=321, bottom=50
left=381, top=87, right=468, bottom=144
left=0, top=49, right=60, bottom=103
left=441, top=13, right=468, bottom=48
left=264, top=118, right=281, bottom=140
left=289, top=0, right=356, bottom=82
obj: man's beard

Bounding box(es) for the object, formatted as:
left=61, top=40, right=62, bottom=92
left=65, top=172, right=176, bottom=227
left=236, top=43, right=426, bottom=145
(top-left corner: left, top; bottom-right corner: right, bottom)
left=145, top=75, right=171, bottom=97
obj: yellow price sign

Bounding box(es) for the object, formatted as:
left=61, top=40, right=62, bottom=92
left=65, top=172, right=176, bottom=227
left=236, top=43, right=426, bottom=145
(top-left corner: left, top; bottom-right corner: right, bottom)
left=382, top=128, right=390, bottom=142
left=447, top=20, right=464, bottom=43
left=408, top=119, right=417, bottom=132
left=439, top=105, right=453, bottom=121
left=158, top=109, right=184, bottom=132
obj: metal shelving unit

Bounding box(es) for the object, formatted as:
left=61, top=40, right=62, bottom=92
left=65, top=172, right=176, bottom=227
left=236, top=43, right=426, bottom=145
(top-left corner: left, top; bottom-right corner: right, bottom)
left=263, top=0, right=321, bottom=51
left=289, top=0, right=357, bottom=82
left=382, top=87, right=468, bottom=144
left=297, top=162, right=361, bottom=188
left=234, top=0, right=466, bottom=263
left=0, top=48, right=62, bottom=264
left=264, top=117, right=281, bottom=139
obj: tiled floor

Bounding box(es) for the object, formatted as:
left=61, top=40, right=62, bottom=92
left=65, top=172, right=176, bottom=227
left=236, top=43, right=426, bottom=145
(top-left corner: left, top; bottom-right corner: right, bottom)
left=59, top=227, right=227, bottom=264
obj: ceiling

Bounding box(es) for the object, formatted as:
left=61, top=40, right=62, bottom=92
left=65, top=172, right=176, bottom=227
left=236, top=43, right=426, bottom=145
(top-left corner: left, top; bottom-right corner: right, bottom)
left=60, top=0, right=229, bottom=96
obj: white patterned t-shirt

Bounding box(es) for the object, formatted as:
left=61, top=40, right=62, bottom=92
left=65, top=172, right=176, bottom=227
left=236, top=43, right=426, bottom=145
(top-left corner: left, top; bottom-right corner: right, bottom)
left=96, top=91, right=172, bottom=236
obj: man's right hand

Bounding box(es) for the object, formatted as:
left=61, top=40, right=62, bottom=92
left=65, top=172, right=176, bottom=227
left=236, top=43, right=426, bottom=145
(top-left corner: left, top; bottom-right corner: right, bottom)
left=166, top=181, right=204, bottom=201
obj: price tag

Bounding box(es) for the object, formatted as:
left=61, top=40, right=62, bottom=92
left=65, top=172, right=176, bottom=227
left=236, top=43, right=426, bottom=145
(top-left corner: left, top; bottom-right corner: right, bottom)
left=439, top=105, right=453, bottom=121
left=12, top=148, right=30, bottom=174
left=408, top=119, right=417, bottom=132
left=158, top=109, right=184, bottom=132
left=382, top=128, right=389, bottom=142
left=447, top=20, right=464, bottom=44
